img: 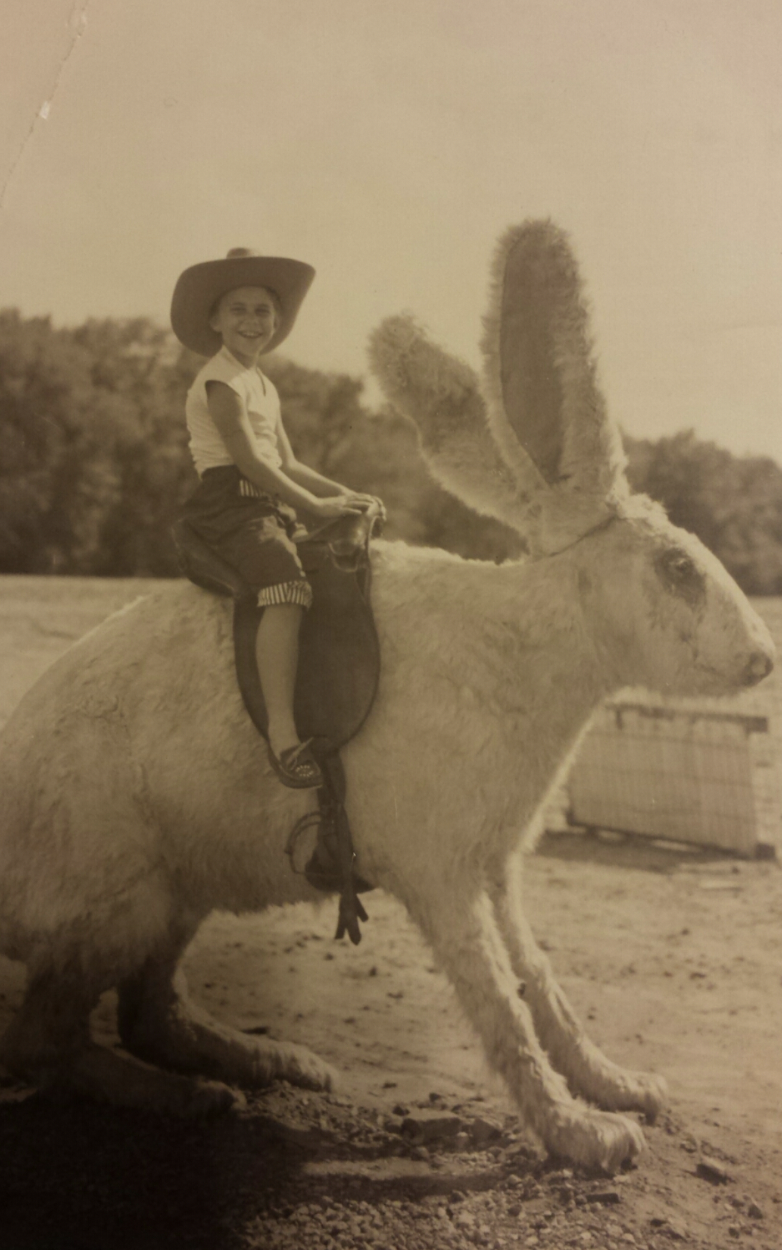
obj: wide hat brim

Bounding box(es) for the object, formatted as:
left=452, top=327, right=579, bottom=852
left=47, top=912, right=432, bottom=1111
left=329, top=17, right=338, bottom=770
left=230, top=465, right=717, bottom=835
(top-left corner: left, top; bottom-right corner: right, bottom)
left=170, top=253, right=316, bottom=357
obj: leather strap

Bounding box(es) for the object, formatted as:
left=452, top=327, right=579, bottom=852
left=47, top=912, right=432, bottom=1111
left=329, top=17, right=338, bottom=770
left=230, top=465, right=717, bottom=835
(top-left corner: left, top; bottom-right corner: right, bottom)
left=232, top=514, right=381, bottom=944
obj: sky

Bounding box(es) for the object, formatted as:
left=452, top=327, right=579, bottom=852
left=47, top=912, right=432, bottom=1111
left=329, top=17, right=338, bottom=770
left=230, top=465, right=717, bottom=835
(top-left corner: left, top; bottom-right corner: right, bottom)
left=1, top=0, right=780, bottom=460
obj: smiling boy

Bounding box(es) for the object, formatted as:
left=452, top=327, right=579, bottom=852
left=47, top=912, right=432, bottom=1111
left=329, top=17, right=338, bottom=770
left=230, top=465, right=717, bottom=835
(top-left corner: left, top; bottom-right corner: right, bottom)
left=171, top=249, right=376, bottom=788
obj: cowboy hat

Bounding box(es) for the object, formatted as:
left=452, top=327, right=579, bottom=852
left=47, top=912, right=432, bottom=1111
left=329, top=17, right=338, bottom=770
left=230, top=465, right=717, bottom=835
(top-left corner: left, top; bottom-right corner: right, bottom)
left=170, top=248, right=316, bottom=356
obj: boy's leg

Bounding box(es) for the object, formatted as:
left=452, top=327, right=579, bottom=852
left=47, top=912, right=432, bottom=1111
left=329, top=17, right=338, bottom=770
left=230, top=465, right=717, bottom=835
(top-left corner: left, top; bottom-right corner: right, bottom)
left=255, top=603, right=305, bottom=758
left=183, top=484, right=319, bottom=783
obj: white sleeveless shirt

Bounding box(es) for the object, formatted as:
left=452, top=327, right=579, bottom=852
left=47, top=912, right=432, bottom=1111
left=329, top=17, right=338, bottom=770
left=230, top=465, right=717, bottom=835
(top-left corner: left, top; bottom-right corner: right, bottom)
left=185, top=347, right=283, bottom=476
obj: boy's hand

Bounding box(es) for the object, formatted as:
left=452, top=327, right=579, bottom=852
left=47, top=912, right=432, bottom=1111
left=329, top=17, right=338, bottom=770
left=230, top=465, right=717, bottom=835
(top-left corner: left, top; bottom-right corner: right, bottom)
left=350, top=492, right=386, bottom=517
left=342, top=493, right=387, bottom=523
left=312, top=495, right=366, bottom=519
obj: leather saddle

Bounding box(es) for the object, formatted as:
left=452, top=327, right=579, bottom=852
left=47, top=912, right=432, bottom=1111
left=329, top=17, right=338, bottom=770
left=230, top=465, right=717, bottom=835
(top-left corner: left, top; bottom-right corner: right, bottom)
left=171, top=501, right=384, bottom=944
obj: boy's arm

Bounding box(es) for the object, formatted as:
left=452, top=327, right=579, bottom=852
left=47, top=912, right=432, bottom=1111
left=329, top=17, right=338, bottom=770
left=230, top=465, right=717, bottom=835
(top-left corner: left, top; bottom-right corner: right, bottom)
left=275, top=414, right=377, bottom=503
left=206, top=383, right=364, bottom=518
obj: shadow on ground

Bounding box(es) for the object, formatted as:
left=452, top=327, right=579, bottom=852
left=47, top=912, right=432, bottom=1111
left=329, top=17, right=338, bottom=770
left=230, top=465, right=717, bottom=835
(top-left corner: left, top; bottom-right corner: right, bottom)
left=536, top=827, right=765, bottom=874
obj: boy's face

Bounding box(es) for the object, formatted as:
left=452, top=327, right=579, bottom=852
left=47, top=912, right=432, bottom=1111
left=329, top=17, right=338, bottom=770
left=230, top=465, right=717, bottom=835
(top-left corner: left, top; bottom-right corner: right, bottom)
left=209, top=286, right=279, bottom=365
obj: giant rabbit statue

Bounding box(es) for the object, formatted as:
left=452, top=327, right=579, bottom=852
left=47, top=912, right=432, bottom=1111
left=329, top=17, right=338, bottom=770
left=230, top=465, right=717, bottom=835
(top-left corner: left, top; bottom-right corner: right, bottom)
left=0, top=220, right=774, bottom=1172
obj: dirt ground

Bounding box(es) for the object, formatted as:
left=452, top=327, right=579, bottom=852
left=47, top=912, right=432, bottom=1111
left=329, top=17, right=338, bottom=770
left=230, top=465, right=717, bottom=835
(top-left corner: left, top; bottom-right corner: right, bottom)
left=0, top=578, right=780, bottom=1250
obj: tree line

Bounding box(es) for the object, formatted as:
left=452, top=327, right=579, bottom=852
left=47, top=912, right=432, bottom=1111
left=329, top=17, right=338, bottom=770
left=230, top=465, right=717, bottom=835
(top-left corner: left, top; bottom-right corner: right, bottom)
left=1, top=310, right=780, bottom=594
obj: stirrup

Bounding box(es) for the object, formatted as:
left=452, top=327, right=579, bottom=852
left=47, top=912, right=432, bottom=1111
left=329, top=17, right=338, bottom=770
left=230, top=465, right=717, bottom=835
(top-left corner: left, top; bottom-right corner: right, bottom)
left=267, top=739, right=323, bottom=789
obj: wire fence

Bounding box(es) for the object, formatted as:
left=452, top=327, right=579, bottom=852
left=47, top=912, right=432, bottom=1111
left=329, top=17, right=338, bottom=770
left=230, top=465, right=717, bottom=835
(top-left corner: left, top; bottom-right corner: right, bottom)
left=562, top=701, right=777, bottom=855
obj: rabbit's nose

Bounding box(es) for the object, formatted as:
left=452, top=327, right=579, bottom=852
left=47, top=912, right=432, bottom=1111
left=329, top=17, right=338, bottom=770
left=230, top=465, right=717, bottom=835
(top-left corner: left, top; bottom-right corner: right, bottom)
left=742, top=650, right=774, bottom=686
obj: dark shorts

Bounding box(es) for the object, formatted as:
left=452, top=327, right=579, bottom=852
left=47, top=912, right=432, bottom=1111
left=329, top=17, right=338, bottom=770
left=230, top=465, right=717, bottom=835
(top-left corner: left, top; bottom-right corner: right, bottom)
left=181, top=466, right=312, bottom=608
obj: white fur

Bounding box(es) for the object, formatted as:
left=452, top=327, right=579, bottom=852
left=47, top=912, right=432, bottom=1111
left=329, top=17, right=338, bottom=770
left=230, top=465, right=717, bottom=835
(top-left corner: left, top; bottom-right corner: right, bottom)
left=0, top=221, right=775, bottom=1172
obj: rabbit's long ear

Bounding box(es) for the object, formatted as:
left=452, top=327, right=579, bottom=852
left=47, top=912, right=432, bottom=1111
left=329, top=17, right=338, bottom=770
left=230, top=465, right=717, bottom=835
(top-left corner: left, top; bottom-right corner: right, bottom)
left=368, top=315, right=533, bottom=534
left=481, top=220, right=627, bottom=507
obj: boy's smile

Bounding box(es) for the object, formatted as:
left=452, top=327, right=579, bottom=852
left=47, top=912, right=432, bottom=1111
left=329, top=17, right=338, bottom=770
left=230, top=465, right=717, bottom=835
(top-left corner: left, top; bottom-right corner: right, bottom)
left=209, top=286, right=279, bottom=366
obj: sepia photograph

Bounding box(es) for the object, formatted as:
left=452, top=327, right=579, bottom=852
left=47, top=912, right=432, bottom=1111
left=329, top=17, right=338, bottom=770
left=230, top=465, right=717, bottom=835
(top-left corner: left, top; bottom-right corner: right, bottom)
left=0, top=2, right=780, bottom=1247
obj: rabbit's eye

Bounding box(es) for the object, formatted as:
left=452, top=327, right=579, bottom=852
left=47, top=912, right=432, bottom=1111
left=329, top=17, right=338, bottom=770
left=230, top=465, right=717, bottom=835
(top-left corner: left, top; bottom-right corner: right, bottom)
left=668, top=553, right=696, bottom=579
left=656, top=548, right=706, bottom=605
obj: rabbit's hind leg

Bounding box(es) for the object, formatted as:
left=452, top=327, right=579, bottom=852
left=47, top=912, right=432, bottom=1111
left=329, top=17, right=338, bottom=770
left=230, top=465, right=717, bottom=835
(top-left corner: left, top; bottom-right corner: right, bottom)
left=117, top=955, right=336, bottom=1094
left=0, top=965, right=234, bottom=1116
